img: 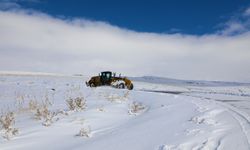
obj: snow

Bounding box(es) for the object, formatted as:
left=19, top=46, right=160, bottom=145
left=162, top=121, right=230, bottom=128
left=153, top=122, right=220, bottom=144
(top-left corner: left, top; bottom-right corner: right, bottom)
left=0, top=73, right=250, bottom=150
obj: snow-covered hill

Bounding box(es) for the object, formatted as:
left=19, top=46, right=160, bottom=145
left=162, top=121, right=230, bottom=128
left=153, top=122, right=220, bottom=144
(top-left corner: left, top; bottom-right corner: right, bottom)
left=0, top=73, right=250, bottom=150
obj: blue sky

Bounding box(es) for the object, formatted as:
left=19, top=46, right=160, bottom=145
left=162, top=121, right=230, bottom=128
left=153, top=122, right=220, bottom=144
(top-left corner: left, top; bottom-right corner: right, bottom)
left=4, top=0, right=250, bottom=34
left=0, top=0, right=250, bottom=81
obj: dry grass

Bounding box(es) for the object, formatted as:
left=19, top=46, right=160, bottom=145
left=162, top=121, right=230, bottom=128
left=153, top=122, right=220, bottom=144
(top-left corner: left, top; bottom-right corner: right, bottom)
left=0, top=112, right=19, bottom=140
left=104, top=92, right=129, bottom=103
left=75, top=97, right=86, bottom=110
left=34, top=105, right=56, bottom=127
left=29, top=100, right=39, bottom=110
left=18, top=93, right=61, bottom=127
left=76, top=126, right=91, bottom=138
left=123, top=91, right=130, bottom=98
left=66, top=98, right=75, bottom=111
left=128, top=102, right=146, bottom=115
left=14, top=91, right=54, bottom=114
left=43, top=92, right=52, bottom=107
left=66, top=97, right=86, bottom=111
left=56, top=109, right=69, bottom=116
left=97, top=105, right=105, bottom=112
left=15, top=94, right=25, bottom=112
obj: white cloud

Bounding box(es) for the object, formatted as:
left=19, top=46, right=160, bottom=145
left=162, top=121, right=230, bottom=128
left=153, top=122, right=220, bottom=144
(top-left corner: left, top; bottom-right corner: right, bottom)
left=220, top=22, right=246, bottom=35
left=0, top=0, right=41, bottom=10
left=244, top=7, right=250, bottom=16
left=219, top=6, right=250, bottom=36
left=0, top=9, right=250, bottom=82
left=0, top=2, right=20, bottom=10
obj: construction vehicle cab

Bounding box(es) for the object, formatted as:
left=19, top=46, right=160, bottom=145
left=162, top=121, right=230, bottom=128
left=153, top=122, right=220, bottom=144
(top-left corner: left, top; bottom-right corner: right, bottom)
left=100, top=71, right=112, bottom=85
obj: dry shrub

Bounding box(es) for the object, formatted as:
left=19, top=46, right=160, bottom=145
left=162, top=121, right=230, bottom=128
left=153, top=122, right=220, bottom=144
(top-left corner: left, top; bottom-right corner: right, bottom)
left=105, top=93, right=128, bottom=102
left=56, top=110, right=69, bottom=116
left=34, top=105, right=56, bottom=127
left=123, top=91, right=130, bottom=98
left=97, top=106, right=105, bottom=112
left=76, top=126, right=91, bottom=138
left=0, top=112, right=19, bottom=140
left=66, top=98, right=75, bottom=111
left=75, top=97, right=86, bottom=110
left=44, top=92, right=52, bottom=106
left=29, top=100, right=39, bottom=110
left=66, top=97, right=86, bottom=111
left=15, top=94, right=25, bottom=111
left=15, top=92, right=53, bottom=113
left=0, top=112, right=15, bottom=130
left=128, top=102, right=146, bottom=115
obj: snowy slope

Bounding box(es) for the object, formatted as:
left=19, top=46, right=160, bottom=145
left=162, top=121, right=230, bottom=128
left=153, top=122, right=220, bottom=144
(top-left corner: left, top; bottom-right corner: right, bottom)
left=0, top=73, right=250, bottom=150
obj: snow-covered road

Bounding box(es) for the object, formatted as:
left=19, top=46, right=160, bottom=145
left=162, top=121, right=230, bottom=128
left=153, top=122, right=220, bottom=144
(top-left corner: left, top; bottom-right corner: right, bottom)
left=0, top=74, right=250, bottom=150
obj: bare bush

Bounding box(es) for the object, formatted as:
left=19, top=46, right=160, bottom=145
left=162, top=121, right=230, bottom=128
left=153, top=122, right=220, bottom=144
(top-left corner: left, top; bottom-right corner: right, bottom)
left=66, top=97, right=86, bottom=111
left=66, top=98, right=75, bottom=111
left=123, top=91, right=130, bottom=98
left=0, top=112, right=15, bottom=131
left=56, top=110, right=69, bottom=116
left=34, top=105, right=56, bottom=127
left=105, top=93, right=128, bottom=102
left=44, top=92, right=52, bottom=106
left=97, top=106, right=105, bottom=112
left=0, top=112, right=19, bottom=140
left=75, top=97, right=86, bottom=110
left=29, top=100, right=39, bottom=111
left=76, top=126, right=91, bottom=138
left=128, top=102, right=146, bottom=115
left=15, top=94, right=25, bottom=111
left=14, top=92, right=53, bottom=113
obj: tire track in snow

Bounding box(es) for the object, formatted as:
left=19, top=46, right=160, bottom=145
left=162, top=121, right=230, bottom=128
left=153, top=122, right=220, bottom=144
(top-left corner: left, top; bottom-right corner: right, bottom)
left=183, top=94, right=250, bottom=149
left=139, top=89, right=225, bottom=150
left=133, top=88, right=250, bottom=149
left=216, top=101, right=250, bottom=149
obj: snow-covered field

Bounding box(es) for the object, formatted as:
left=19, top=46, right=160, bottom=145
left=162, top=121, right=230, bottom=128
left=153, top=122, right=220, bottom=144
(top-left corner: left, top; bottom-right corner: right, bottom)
left=0, top=73, right=250, bottom=150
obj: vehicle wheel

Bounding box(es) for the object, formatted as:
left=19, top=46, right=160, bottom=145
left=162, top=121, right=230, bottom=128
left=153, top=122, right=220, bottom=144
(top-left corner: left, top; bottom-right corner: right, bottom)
left=128, top=83, right=133, bottom=90
left=118, top=83, right=125, bottom=89
left=90, top=83, right=95, bottom=87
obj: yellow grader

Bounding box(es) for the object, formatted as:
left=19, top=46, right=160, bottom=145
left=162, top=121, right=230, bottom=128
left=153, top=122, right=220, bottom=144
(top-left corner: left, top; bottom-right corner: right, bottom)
left=86, top=71, right=134, bottom=90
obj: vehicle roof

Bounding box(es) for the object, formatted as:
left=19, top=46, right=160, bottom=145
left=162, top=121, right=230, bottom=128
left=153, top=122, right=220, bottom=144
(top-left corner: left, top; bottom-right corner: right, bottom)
left=101, top=71, right=112, bottom=73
